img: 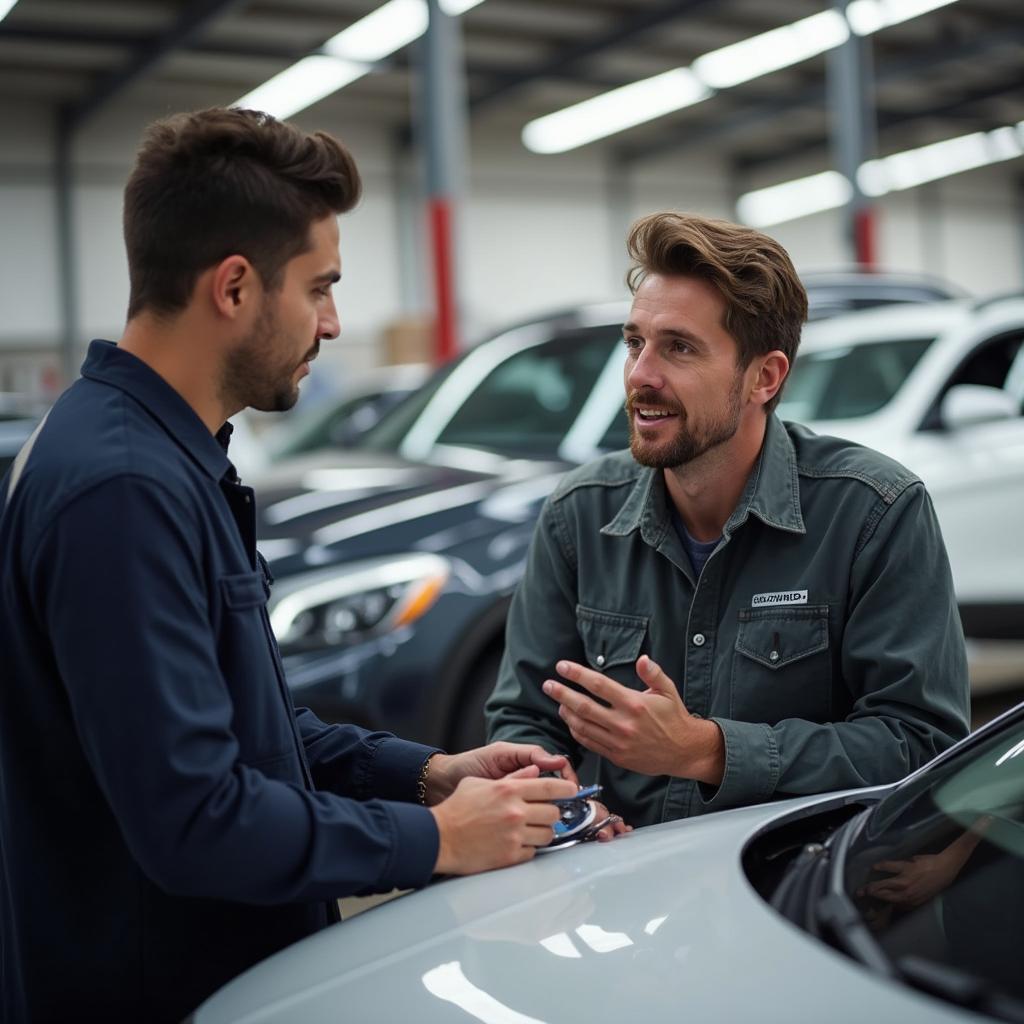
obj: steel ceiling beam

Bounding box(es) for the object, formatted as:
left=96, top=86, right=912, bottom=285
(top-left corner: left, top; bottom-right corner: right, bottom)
left=615, top=26, right=1024, bottom=166
left=734, top=77, right=1024, bottom=175
left=0, top=22, right=298, bottom=61
left=0, top=23, right=628, bottom=93
left=62, top=0, right=252, bottom=131
left=469, top=0, right=720, bottom=113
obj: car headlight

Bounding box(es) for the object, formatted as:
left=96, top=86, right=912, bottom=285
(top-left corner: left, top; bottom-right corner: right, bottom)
left=267, top=553, right=450, bottom=651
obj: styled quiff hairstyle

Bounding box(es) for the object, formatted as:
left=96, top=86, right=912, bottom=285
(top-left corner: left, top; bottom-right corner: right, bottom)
left=626, top=212, right=807, bottom=412
left=123, top=107, right=361, bottom=320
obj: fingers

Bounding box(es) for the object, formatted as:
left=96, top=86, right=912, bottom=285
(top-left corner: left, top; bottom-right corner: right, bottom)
left=593, top=818, right=631, bottom=842
left=527, top=748, right=570, bottom=773
left=585, top=802, right=633, bottom=843
left=866, top=877, right=910, bottom=897
left=506, top=765, right=541, bottom=779
left=523, top=824, right=558, bottom=847
left=524, top=800, right=561, bottom=827
left=873, top=860, right=910, bottom=874
left=635, top=655, right=677, bottom=696
left=558, top=704, right=616, bottom=754
left=553, top=660, right=624, bottom=703
left=542, top=679, right=617, bottom=731
left=483, top=742, right=570, bottom=775
left=505, top=776, right=578, bottom=801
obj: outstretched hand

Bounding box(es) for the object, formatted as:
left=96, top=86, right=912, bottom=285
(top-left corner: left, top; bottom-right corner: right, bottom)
left=542, top=655, right=724, bottom=785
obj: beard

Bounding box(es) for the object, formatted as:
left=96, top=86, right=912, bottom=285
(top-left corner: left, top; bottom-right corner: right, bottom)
left=222, top=302, right=318, bottom=414
left=626, top=372, right=744, bottom=469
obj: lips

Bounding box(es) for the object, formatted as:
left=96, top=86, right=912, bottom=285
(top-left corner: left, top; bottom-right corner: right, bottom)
left=298, top=341, right=320, bottom=371
left=627, top=392, right=681, bottom=425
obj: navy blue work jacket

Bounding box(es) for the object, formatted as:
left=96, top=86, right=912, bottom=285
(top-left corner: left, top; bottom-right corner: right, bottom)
left=0, top=341, right=440, bottom=1023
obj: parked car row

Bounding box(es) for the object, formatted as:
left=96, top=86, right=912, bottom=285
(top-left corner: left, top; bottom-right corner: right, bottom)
left=251, top=284, right=1024, bottom=750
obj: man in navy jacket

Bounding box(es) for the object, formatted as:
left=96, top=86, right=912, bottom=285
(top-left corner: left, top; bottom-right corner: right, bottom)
left=0, top=108, right=574, bottom=1023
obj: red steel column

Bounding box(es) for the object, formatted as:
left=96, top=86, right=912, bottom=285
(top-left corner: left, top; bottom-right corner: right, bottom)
left=423, top=0, right=467, bottom=364
left=428, top=196, right=458, bottom=362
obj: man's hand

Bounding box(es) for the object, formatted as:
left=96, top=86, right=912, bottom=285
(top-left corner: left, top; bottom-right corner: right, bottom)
left=542, top=655, right=725, bottom=785
left=422, top=742, right=571, bottom=805
left=864, top=855, right=962, bottom=907
left=587, top=800, right=633, bottom=842
left=430, top=774, right=578, bottom=875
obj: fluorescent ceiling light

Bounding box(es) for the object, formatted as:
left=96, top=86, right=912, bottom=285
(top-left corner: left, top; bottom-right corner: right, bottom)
left=847, top=0, right=960, bottom=36
left=522, top=68, right=711, bottom=155
left=523, top=0, right=961, bottom=154
left=235, top=0, right=486, bottom=118
left=858, top=123, right=1024, bottom=195
left=693, top=10, right=848, bottom=90
left=0, top=0, right=18, bottom=21
left=324, top=0, right=427, bottom=63
left=739, top=122, right=1024, bottom=227
left=737, top=170, right=853, bottom=228
left=441, top=0, right=487, bottom=12
left=235, top=55, right=367, bottom=120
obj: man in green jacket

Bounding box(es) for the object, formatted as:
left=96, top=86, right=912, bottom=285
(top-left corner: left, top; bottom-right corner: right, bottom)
left=486, top=212, right=970, bottom=829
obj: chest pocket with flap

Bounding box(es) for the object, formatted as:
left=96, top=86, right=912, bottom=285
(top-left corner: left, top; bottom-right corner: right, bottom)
left=731, top=604, right=831, bottom=724
left=576, top=604, right=649, bottom=687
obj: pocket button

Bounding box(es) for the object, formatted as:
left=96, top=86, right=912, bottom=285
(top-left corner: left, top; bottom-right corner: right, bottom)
left=693, top=633, right=706, bottom=647
left=769, top=650, right=780, bottom=663
left=596, top=654, right=606, bottom=667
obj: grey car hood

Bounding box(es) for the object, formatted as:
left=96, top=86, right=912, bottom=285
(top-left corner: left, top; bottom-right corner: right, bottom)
left=193, top=790, right=972, bottom=1024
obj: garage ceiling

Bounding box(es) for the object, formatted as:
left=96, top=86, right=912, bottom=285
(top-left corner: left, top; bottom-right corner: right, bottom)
left=0, top=0, right=1022, bottom=178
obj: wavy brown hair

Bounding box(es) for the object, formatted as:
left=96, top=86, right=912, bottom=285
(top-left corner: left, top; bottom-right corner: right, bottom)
left=626, top=212, right=807, bottom=412
left=124, top=107, right=361, bottom=320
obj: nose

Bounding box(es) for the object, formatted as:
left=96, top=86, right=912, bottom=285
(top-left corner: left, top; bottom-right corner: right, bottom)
left=626, top=344, right=662, bottom=392
left=319, top=293, right=340, bottom=341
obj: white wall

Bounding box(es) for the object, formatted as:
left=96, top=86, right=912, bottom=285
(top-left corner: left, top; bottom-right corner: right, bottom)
left=1, top=98, right=1022, bottom=395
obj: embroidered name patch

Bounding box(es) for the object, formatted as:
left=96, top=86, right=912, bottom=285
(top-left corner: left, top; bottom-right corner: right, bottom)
left=751, top=589, right=808, bottom=608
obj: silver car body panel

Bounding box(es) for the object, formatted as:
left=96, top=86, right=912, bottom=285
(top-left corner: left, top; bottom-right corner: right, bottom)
left=193, top=788, right=976, bottom=1024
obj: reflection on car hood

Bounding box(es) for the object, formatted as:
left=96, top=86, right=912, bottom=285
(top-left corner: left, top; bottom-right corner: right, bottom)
left=248, top=448, right=568, bottom=577
left=193, top=790, right=970, bottom=1024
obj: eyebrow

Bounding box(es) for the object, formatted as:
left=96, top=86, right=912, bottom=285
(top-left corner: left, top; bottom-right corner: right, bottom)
left=314, top=271, right=341, bottom=285
left=622, top=321, right=703, bottom=344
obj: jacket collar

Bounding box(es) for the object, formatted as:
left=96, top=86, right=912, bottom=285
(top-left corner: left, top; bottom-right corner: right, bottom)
left=80, top=340, right=233, bottom=482
left=602, top=413, right=805, bottom=541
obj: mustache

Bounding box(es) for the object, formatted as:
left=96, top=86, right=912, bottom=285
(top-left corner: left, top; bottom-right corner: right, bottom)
left=625, top=391, right=683, bottom=415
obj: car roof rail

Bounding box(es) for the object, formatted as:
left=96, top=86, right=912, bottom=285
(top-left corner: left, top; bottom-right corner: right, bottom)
left=970, top=290, right=1024, bottom=313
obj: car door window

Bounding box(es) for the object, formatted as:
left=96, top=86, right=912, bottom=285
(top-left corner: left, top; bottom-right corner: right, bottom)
left=433, top=327, right=620, bottom=457
left=777, top=337, right=935, bottom=422
left=921, top=330, right=1024, bottom=428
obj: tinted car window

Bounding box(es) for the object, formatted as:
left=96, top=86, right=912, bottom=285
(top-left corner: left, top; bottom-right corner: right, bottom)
left=844, top=717, right=1024, bottom=1001
left=778, top=337, right=935, bottom=421
left=401, top=327, right=616, bottom=458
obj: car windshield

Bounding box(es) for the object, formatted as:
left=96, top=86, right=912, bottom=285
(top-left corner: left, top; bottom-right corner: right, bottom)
left=777, top=336, right=935, bottom=421
left=843, top=712, right=1024, bottom=1005
left=362, top=325, right=622, bottom=458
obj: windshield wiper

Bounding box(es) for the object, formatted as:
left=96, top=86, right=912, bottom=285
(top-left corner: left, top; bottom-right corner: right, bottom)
left=810, top=808, right=897, bottom=976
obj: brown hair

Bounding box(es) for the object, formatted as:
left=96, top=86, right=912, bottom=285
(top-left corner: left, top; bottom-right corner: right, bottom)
left=626, top=212, right=807, bottom=412
left=123, top=107, right=361, bottom=320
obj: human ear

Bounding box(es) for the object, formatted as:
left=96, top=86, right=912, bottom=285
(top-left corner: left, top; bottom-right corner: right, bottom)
left=209, top=255, right=258, bottom=320
left=750, top=351, right=790, bottom=407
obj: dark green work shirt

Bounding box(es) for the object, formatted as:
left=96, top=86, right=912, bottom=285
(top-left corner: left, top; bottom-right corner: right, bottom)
left=486, top=415, right=970, bottom=827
